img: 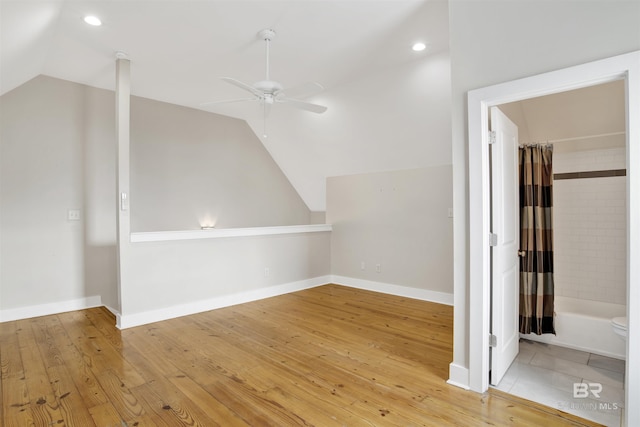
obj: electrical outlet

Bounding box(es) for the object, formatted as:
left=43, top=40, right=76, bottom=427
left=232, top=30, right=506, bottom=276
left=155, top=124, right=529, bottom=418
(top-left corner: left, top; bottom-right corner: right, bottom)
left=264, top=267, right=270, bottom=278
left=68, top=209, right=81, bottom=221
left=360, top=261, right=366, bottom=270
left=375, top=263, right=381, bottom=273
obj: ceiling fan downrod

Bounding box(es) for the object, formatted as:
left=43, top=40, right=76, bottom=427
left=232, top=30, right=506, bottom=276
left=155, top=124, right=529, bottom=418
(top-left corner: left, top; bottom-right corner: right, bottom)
left=258, top=29, right=276, bottom=82
left=259, top=28, right=275, bottom=138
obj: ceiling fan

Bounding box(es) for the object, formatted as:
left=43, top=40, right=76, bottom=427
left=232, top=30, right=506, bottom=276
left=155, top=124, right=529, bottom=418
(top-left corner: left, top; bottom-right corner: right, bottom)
left=201, top=29, right=327, bottom=137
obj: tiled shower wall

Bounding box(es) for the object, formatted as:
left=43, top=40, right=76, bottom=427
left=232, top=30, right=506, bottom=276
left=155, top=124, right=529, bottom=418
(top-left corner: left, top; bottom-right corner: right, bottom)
left=553, top=147, right=626, bottom=305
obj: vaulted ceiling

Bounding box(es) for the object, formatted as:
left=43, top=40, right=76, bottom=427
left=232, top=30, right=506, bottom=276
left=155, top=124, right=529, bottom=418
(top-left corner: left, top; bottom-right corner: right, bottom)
left=1, top=0, right=452, bottom=211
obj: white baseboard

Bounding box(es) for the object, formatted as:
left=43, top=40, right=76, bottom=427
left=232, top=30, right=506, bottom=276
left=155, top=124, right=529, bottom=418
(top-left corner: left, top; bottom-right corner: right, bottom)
left=330, top=275, right=453, bottom=306
left=116, top=275, right=332, bottom=329
left=0, top=295, right=103, bottom=322
left=0, top=276, right=453, bottom=329
left=447, top=363, right=470, bottom=390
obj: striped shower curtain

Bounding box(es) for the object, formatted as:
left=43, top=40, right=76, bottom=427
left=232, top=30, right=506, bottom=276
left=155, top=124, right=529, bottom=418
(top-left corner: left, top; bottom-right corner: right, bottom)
left=519, top=144, right=556, bottom=335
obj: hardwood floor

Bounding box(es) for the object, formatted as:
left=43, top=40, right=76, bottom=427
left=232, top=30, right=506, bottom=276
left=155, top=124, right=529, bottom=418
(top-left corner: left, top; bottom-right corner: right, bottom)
left=1, top=284, right=604, bottom=426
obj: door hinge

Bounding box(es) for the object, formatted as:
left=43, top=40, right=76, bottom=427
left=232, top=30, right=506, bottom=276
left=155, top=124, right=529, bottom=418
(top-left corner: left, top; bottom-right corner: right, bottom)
left=489, top=334, right=497, bottom=347
left=488, top=130, right=497, bottom=145
left=489, top=233, right=498, bottom=247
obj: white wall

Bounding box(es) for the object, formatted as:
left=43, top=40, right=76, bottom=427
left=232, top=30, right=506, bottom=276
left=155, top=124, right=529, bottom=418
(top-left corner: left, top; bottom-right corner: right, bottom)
left=0, top=75, right=320, bottom=319
left=326, top=166, right=453, bottom=299
left=554, top=147, right=626, bottom=305
left=448, top=0, right=640, bottom=389
left=0, top=75, right=118, bottom=312
left=253, top=48, right=453, bottom=212
left=83, top=80, right=119, bottom=310
left=130, top=97, right=311, bottom=232
left=117, top=75, right=331, bottom=326
left=118, top=232, right=331, bottom=326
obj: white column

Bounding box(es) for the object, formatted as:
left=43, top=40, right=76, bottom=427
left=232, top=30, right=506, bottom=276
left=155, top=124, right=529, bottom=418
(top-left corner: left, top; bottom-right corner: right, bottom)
left=115, top=56, right=131, bottom=326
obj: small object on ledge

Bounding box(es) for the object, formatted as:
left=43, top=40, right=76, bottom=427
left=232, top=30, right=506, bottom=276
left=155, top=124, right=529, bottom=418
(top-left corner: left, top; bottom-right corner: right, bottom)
left=200, top=225, right=216, bottom=230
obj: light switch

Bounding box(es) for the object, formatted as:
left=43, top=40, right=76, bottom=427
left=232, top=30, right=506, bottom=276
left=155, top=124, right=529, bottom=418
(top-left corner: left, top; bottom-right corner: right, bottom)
left=121, top=192, right=129, bottom=211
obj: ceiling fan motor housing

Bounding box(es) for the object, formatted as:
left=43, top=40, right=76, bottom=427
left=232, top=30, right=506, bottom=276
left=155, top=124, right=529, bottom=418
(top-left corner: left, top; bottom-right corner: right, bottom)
left=254, top=80, right=283, bottom=94
left=258, top=28, right=276, bottom=41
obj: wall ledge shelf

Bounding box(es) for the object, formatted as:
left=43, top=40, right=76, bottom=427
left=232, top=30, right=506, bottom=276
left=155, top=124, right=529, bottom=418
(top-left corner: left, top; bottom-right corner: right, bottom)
left=130, top=224, right=332, bottom=243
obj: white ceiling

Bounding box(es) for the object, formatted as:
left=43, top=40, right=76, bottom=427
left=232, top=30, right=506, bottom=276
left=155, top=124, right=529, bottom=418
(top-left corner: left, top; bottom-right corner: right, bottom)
left=499, top=80, right=626, bottom=150
left=1, top=0, right=451, bottom=211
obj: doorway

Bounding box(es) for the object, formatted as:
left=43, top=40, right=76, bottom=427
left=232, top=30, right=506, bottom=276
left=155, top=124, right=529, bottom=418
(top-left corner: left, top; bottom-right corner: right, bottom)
left=489, top=81, right=627, bottom=427
left=466, top=51, right=639, bottom=426
left=490, top=80, right=627, bottom=385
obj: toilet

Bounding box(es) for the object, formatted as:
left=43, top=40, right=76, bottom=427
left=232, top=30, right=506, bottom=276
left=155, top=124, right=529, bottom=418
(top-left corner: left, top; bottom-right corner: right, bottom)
left=611, top=317, right=628, bottom=339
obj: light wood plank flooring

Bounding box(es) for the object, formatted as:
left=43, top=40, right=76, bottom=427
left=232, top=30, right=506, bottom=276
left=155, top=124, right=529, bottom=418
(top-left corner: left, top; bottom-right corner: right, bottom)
left=1, top=284, right=604, bottom=426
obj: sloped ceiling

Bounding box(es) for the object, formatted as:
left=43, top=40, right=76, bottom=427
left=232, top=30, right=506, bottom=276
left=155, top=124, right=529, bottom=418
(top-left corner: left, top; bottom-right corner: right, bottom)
left=499, top=80, right=626, bottom=149
left=1, top=0, right=451, bottom=211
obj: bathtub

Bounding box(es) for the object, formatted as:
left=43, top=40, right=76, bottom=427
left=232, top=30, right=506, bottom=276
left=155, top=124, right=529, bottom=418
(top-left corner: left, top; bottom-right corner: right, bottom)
left=520, top=296, right=626, bottom=360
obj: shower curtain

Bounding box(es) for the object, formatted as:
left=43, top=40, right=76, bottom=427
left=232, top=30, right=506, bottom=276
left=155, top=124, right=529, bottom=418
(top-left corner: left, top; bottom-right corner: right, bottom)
left=519, top=144, right=556, bottom=335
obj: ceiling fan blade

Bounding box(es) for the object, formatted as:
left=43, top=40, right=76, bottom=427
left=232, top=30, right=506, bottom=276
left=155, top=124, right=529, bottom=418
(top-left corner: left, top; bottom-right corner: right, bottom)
left=200, top=97, right=257, bottom=107
left=220, top=77, right=263, bottom=97
left=278, top=98, right=327, bottom=114
left=276, top=81, right=324, bottom=99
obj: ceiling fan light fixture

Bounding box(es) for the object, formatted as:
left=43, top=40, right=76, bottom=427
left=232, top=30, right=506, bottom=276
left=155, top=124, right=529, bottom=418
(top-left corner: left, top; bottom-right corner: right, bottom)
left=83, top=15, right=102, bottom=26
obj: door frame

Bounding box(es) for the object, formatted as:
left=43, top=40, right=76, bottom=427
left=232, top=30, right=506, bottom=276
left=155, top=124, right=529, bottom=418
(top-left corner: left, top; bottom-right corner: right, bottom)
left=467, top=50, right=639, bottom=423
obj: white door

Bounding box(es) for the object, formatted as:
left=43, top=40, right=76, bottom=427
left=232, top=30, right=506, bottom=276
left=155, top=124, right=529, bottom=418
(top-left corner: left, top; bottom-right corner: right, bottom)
left=489, top=106, right=520, bottom=386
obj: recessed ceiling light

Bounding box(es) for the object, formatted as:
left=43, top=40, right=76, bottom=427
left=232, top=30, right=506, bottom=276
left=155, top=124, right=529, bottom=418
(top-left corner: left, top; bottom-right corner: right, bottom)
left=412, top=42, right=427, bottom=52
left=84, top=15, right=102, bottom=26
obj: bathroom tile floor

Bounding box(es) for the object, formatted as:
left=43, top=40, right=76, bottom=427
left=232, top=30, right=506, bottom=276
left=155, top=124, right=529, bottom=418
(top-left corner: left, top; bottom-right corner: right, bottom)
left=492, top=339, right=625, bottom=427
